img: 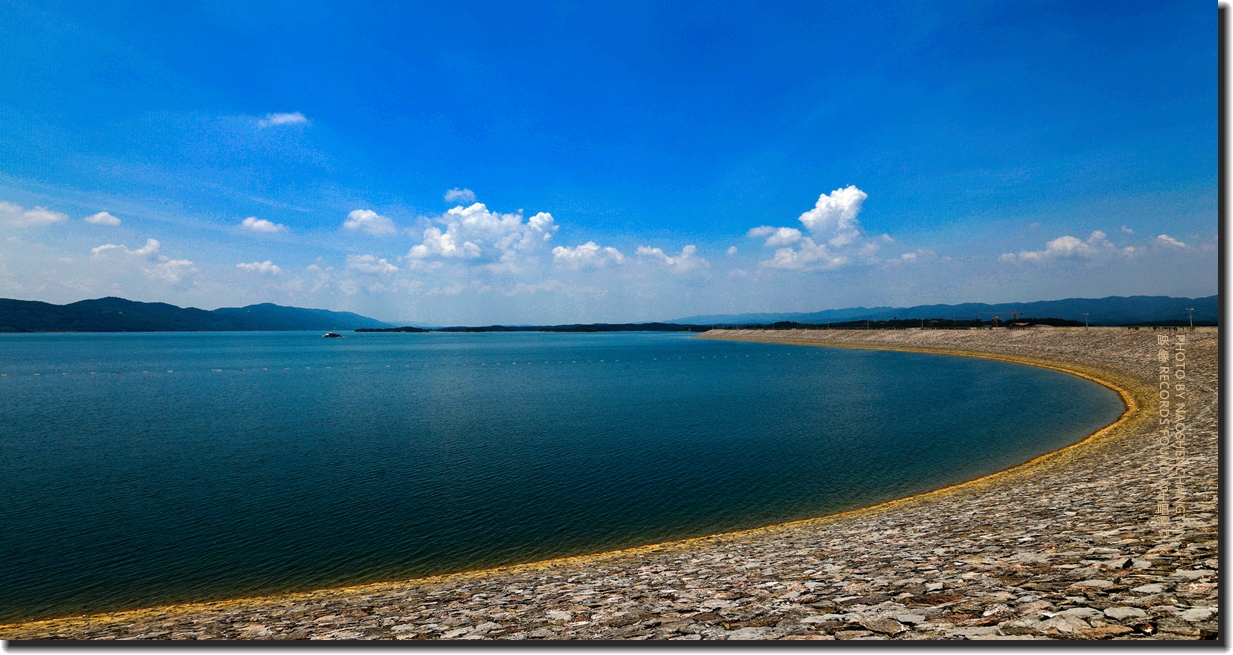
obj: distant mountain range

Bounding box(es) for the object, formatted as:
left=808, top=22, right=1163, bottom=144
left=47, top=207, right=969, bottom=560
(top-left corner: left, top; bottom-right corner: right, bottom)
left=0, top=294, right=1218, bottom=333
left=670, top=295, right=1219, bottom=326
left=0, top=297, right=393, bottom=332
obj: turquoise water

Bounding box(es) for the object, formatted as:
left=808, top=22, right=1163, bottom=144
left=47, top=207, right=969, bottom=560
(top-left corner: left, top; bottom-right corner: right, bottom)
left=0, top=331, right=1123, bottom=623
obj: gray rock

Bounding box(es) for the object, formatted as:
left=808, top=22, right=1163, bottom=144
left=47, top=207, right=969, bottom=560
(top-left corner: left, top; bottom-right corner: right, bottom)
left=1037, top=615, right=1089, bottom=636
left=800, top=614, right=844, bottom=624
left=1179, top=608, right=1213, bottom=622
left=998, top=619, right=1043, bottom=636
left=861, top=618, right=905, bottom=635
left=725, top=627, right=773, bottom=640
left=833, top=630, right=874, bottom=640
left=1103, top=607, right=1147, bottom=621
left=1058, top=607, right=1103, bottom=620
left=1156, top=618, right=1200, bottom=637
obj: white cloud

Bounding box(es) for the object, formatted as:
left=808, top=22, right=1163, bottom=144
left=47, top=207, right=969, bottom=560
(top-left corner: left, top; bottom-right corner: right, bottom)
left=1003, top=231, right=1134, bottom=262
left=797, top=185, right=867, bottom=238
left=889, top=249, right=937, bottom=266
left=1157, top=234, right=1185, bottom=247
left=552, top=241, right=625, bottom=269
left=90, top=244, right=123, bottom=257
left=92, top=238, right=160, bottom=259
left=257, top=112, right=309, bottom=128
left=236, top=260, right=282, bottom=275
left=746, top=226, right=802, bottom=247
left=408, top=226, right=481, bottom=259
left=747, top=186, right=885, bottom=271
left=1121, top=225, right=1135, bottom=234
left=306, top=263, right=334, bottom=292
left=445, top=188, right=476, bottom=203
left=343, top=209, right=398, bottom=236
left=0, top=201, right=68, bottom=228
left=726, top=246, right=738, bottom=256
left=84, top=211, right=121, bottom=226
left=636, top=244, right=708, bottom=273
left=132, top=239, right=160, bottom=257
left=407, top=203, right=558, bottom=269
left=347, top=254, right=398, bottom=275
left=241, top=216, right=288, bottom=233
left=760, top=239, right=849, bottom=270
left=144, top=259, right=196, bottom=283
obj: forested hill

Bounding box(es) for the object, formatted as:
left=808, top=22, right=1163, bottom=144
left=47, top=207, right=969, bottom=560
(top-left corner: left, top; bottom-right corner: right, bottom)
left=0, top=297, right=391, bottom=332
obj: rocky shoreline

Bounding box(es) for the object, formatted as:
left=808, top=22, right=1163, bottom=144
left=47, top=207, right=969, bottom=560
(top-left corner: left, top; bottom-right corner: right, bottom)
left=1, top=327, right=1218, bottom=641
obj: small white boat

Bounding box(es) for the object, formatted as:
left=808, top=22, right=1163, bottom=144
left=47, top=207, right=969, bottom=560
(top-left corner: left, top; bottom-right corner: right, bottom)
left=323, top=332, right=342, bottom=338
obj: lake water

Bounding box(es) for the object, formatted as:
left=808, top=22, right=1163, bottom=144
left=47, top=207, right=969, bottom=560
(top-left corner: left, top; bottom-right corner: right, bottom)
left=0, top=331, right=1124, bottom=623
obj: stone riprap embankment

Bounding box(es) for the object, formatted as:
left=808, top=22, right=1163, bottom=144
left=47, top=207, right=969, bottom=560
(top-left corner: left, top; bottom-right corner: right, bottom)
left=1, top=327, right=1217, bottom=641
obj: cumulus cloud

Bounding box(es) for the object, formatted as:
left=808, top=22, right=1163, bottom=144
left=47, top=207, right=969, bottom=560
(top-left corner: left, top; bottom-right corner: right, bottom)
left=84, top=211, right=121, bottom=226
left=636, top=244, right=708, bottom=273
left=1002, top=231, right=1134, bottom=262
left=241, top=216, right=288, bottom=233
left=0, top=201, right=68, bottom=228
left=257, top=112, right=309, bottom=128
left=409, top=226, right=481, bottom=259
left=444, top=188, right=476, bottom=203
left=746, top=226, right=802, bottom=247
left=552, top=242, right=625, bottom=269
left=1157, top=234, right=1185, bottom=247
left=761, top=240, right=850, bottom=270
left=343, top=209, right=398, bottom=236
left=347, top=254, right=398, bottom=275
left=797, top=185, right=867, bottom=239
left=1121, top=225, right=1135, bottom=234
left=236, top=260, right=282, bottom=275
left=145, top=259, right=196, bottom=283
left=92, top=238, right=160, bottom=259
left=407, top=203, right=558, bottom=269
left=726, top=246, right=738, bottom=256
left=88, top=236, right=194, bottom=282
left=747, top=186, right=886, bottom=271
left=306, top=263, right=334, bottom=293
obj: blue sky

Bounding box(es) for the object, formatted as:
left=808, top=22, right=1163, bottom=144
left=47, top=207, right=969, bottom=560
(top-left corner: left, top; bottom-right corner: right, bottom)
left=0, top=1, right=1216, bottom=324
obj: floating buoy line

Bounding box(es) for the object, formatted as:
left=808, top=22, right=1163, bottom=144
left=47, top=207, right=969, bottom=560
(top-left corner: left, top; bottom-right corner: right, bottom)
left=0, top=351, right=803, bottom=377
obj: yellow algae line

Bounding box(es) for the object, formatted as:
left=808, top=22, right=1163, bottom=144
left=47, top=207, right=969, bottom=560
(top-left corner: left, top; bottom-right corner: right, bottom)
left=0, top=333, right=1145, bottom=636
